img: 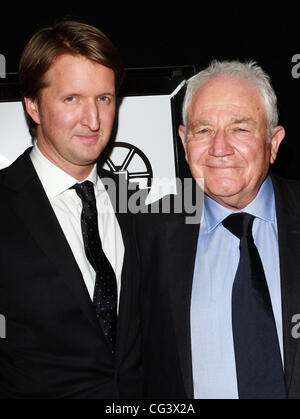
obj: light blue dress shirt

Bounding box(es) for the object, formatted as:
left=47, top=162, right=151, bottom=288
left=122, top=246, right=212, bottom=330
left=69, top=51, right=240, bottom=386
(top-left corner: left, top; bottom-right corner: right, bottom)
left=191, top=176, right=283, bottom=399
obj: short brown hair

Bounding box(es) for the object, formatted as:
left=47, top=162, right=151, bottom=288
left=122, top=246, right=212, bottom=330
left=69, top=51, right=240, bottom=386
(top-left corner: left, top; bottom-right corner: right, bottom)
left=19, top=20, right=124, bottom=137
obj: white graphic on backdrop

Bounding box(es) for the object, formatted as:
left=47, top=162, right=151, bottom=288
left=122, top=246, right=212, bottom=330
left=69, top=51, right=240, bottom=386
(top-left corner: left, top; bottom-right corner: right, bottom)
left=0, top=154, right=11, bottom=169
left=0, top=87, right=183, bottom=200
left=102, top=141, right=153, bottom=189
left=0, top=101, right=32, bottom=168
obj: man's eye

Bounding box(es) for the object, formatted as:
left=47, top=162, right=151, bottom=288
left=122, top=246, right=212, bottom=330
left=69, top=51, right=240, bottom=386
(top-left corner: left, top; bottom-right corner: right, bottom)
left=98, top=95, right=111, bottom=104
left=64, top=96, right=76, bottom=103
left=235, top=127, right=249, bottom=132
left=193, top=128, right=210, bottom=136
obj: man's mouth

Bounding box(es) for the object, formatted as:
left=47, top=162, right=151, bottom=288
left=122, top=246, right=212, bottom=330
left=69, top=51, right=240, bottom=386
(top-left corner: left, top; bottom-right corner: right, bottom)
left=75, top=134, right=99, bottom=143
left=206, top=165, right=239, bottom=169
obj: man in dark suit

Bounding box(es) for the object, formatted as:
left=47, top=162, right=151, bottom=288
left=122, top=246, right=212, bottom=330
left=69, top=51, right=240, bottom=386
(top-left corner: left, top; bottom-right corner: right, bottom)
left=0, top=21, right=142, bottom=398
left=137, top=60, right=300, bottom=399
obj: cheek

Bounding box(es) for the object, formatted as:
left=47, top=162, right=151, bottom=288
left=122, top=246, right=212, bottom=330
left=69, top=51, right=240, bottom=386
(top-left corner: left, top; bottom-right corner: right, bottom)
left=241, top=143, right=267, bottom=173
left=186, top=146, right=209, bottom=179
left=186, top=143, right=206, bottom=162
left=40, top=108, right=78, bottom=132
left=102, top=109, right=115, bottom=130
left=55, top=111, right=79, bottom=130
left=185, top=144, right=207, bottom=178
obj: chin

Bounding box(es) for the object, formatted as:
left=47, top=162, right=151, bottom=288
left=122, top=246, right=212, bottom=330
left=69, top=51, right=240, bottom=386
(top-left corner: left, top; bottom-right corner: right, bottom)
left=76, top=148, right=102, bottom=162
left=205, top=180, right=241, bottom=198
left=68, top=153, right=98, bottom=167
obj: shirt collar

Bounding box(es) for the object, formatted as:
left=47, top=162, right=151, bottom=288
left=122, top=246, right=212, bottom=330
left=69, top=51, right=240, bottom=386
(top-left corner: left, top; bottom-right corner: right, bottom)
left=203, top=176, right=276, bottom=234
left=30, top=143, right=98, bottom=199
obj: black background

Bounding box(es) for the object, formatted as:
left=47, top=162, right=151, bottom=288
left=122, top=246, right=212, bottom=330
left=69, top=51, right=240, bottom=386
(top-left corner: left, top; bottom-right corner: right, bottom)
left=1, top=3, right=300, bottom=178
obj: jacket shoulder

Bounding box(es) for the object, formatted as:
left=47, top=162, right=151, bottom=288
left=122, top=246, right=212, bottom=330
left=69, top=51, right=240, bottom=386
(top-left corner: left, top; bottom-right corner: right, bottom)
left=271, top=172, right=300, bottom=215
left=271, top=172, right=300, bottom=195
left=0, top=167, right=8, bottom=186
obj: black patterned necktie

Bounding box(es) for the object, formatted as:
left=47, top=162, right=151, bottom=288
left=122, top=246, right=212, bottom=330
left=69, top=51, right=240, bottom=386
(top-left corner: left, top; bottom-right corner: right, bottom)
left=222, top=213, right=286, bottom=399
left=72, top=181, right=117, bottom=353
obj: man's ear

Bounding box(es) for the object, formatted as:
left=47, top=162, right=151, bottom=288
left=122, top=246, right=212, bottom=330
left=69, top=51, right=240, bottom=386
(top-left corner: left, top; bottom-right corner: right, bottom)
left=270, top=126, right=285, bottom=164
left=24, top=97, right=41, bottom=125
left=178, top=125, right=188, bottom=161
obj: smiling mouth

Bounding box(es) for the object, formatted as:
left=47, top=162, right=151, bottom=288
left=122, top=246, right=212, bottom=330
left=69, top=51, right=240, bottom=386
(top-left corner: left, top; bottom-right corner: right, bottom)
left=206, top=165, right=240, bottom=169
left=75, top=134, right=99, bottom=143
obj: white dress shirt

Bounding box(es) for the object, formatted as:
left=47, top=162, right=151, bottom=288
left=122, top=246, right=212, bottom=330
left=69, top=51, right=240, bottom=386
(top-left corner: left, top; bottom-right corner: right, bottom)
left=30, top=144, right=124, bottom=306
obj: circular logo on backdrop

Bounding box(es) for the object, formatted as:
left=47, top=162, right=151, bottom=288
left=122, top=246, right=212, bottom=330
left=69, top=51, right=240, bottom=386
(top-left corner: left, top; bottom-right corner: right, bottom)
left=101, top=142, right=153, bottom=189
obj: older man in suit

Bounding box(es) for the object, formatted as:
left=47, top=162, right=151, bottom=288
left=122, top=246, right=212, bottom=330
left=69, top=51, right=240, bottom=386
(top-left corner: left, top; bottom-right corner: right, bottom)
left=137, top=60, right=300, bottom=399
left=0, top=20, right=142, bottom=398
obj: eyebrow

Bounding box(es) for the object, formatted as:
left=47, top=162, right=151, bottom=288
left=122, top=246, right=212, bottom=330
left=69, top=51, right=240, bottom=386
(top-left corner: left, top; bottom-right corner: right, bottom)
left=60, top=91, right=115, bottom=99
left=188, top=117, right=256, bottom=129
left=188, top=120, right=211, bottom=130
left=230, top=117, right=256, bottom=125
left=97, top=92, right=115, bottom=96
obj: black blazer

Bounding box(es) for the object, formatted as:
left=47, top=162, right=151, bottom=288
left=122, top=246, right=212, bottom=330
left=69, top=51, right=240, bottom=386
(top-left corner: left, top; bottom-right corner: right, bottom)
left=136, top=172, right=300, bottom=399
left=0, top=148, right=142, bottom=399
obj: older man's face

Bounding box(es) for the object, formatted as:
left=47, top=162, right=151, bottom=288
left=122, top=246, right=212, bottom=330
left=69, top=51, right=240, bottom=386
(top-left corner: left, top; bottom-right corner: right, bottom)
left=179, top=76, right=285, bottom=209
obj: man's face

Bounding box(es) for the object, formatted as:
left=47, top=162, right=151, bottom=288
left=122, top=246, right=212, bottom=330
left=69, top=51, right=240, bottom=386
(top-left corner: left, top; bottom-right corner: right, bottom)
left=25, top=54, right=116, bottom=179
left=179, top=76, right=285, bottom=209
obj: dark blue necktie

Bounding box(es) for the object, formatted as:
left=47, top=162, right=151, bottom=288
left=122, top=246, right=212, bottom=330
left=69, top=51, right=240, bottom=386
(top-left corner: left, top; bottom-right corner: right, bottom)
left=72, top=181, right=117, bottom=354
left=222, top=213, right=286, bottom=399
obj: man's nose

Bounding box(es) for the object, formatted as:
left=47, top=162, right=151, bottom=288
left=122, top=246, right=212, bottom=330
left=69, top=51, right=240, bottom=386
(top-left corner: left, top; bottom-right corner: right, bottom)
left=80, top=101, right=100, bottom=131
left=208, top=129, right=234, bottom=157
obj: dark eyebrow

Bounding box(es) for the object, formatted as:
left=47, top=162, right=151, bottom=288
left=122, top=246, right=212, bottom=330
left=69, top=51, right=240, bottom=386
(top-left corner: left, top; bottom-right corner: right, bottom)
left=98, top=92, right=115, bottom=96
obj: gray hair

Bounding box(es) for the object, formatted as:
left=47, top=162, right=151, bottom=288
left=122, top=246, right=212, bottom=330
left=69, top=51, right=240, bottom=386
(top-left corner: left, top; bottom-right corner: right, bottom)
left=182, top=60, right=279, bottom=141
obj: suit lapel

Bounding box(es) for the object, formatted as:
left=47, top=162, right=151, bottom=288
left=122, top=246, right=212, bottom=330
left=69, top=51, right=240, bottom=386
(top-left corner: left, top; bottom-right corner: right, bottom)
left=166, top=215, right=200, bottom=399
left=4, top=149, right=103, bottom=336
left=272, top=174, right=300, bottom=396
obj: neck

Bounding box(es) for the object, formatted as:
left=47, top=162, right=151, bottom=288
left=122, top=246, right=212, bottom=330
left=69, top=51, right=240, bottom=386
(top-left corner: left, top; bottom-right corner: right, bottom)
left=36, top=141, right=96, bottom=181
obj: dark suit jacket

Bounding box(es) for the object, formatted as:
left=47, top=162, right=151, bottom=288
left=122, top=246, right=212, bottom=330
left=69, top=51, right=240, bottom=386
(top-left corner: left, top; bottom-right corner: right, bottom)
left=0, top=148, right=142, bottom=399
left=136, top=172, right=300, bottom=399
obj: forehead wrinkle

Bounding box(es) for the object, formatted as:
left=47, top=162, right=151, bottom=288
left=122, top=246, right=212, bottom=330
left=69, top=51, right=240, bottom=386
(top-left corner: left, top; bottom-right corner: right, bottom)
left=188, top=116, right=256, bottom=131
left=230, top=117, right=255, bottom=123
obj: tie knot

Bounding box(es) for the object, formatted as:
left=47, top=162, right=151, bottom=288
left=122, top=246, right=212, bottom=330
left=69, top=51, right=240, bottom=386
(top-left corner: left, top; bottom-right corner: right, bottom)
left=222, top=212, right=254, bottom=239
left=71, top=180, right=95, bottom=204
